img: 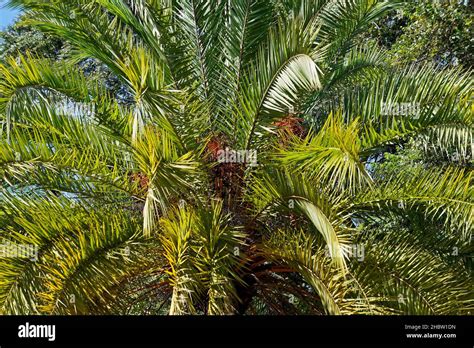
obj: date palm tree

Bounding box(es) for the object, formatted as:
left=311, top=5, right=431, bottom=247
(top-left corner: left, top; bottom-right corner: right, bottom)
left=0, top=0, right=472, bottom=315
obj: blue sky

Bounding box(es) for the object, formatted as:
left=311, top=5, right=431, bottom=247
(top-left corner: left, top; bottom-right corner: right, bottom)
left=0, top=1, right=20, bottom=29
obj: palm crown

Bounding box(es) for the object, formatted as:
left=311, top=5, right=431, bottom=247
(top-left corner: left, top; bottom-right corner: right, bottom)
left=0, top=0, right=472, bottom=315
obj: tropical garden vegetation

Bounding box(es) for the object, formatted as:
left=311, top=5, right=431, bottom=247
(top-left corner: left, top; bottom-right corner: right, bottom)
left=0, top=0, right=472, bottom=315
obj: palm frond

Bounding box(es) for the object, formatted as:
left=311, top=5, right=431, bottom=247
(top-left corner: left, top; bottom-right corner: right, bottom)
left=247, top=170, right=351, bottom=272
left=233, top=18, right=322, bottom=149
left=273, top=113, right=372, bottom=194
left=352, top=167, right=473, bottom=241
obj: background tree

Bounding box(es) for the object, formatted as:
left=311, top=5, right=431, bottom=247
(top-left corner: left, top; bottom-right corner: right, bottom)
left=0, top=12, right=133, bottom=103
left=367, top=0, right=473, bottom=68
left=0, top=14, right=66, bottom=62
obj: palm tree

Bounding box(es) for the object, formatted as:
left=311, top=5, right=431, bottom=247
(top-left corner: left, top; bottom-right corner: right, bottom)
left=0, top=0, right=472, bottom=315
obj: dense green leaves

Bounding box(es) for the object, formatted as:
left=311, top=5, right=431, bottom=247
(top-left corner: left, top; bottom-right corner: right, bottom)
left=0, top=0, right=472, bottom=315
